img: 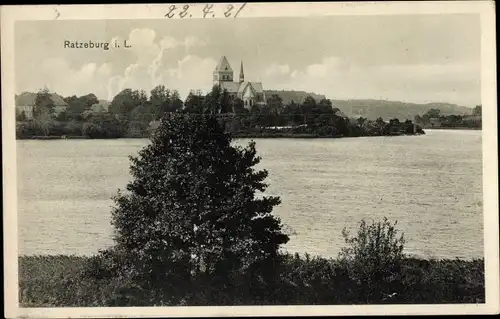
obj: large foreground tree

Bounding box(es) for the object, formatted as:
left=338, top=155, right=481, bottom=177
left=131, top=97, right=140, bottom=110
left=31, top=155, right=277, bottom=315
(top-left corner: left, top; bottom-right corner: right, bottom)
left=97, top=111, right=289, bottom=305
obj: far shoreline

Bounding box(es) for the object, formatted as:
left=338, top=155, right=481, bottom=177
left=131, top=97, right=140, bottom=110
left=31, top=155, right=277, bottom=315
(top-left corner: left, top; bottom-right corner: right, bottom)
left=14, top=129, right=488, bottom=141
left=16, top=134, right=423, bottom=140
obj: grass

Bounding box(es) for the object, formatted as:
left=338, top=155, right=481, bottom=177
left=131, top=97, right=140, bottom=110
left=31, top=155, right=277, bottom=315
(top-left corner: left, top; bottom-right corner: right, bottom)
left=18, top=254, right=485, bottom=307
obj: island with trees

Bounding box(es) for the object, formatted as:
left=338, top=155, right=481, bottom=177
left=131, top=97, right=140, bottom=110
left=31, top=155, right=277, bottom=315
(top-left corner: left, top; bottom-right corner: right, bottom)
left=15, top=85, right=426, bottom=140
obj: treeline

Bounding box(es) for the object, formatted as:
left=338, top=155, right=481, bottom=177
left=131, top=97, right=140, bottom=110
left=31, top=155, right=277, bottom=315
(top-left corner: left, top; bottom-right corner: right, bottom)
left=16, top=85, right=424, bottom=139
left=414, top=106, right=482, bottom=129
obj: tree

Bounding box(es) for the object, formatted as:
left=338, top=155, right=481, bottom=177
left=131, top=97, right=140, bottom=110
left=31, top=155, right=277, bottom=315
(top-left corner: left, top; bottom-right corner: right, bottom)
left=150, top=85, right=171, bottom=118
left=473, top=105, right=482, bottom=116
left=204, top=85, right=232, bottom=114
left=375, top=117, right=385, bottom=127
left=184, top=90, right=205, bottom=114
left=109, top=89, right=145, bottom=116
left=56, top=111, right=69, bottom=122
left=78, top=93, right=100, bottom=114
left=33, top=112, right=55, bottom=136
left=97, top=112, right=289, bottom=305
left=82, top=122, right=106, bottom=138
left=16, top=110, right=27, bottom=122
left=170, top=90, right=184, bottom=112
left=301, top=95, right=317, bottom=126
left=128, top=100, right=154, bottom=136
left=389, top=118, right=400, bottom=126
left=64, top=95, right=83, bottom=117
left=425, top=108, right=441, bottom=119
left=356, top=116, right=367, bottom=127
left=232, top=98, right=246, bottom=115
left=64, top=94, right=98, bottom=120
left=267, top=94, right=283, bottom=115
left=317, top=98, right=334, bottom=114
left=282, top=101, right=302, bottom=125
left=33, top=88, right=55, bottom=119
left=89, top=113, right=126, bottom=138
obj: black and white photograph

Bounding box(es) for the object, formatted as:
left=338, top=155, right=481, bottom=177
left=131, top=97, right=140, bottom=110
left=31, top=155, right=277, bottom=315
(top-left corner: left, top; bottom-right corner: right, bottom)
left=2, top=2, right=499, bottom=317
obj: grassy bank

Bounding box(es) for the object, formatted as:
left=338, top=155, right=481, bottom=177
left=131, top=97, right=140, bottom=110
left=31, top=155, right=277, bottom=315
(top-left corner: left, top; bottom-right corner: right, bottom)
left=18, top=254, right=484, bottom=307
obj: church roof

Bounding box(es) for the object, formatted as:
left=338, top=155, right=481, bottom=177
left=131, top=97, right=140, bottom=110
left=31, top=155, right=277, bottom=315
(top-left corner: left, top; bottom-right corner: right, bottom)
left=249, top=82, right=264, bottom=93
left=236, top=81, right=265, bottom=95
left=237, top=81, right=250, bottom=94
left=214, top=56, right=233, bottom=72
left=220, top=81, right=240, bottom=93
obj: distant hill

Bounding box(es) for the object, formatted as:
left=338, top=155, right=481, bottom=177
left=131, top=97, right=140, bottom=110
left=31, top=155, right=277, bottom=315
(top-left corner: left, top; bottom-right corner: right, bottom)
left=264, top=91, right=472, bottom=120
left=327, top=99, right=473, bottom=120
left=265, top=90, right=326, bottom=105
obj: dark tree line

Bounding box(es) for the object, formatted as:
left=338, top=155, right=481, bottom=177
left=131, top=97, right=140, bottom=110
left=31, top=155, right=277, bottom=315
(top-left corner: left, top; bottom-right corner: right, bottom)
left=414, top=106, right=482, bottom=129
left=16, top=85, right=424, bottom=139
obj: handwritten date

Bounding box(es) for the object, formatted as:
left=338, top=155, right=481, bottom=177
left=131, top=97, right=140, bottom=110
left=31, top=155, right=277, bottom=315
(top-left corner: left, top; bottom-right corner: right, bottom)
left=165, top=3, right=247, bottom=19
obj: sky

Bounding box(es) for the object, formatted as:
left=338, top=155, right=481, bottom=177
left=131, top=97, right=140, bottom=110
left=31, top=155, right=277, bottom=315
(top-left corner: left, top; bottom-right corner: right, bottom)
left=15, top=14, right=481, bottom=106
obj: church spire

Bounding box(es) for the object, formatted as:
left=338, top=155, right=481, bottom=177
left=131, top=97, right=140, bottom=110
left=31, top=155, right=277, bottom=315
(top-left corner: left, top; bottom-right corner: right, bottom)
left=239, top=60, right=245, bottom=83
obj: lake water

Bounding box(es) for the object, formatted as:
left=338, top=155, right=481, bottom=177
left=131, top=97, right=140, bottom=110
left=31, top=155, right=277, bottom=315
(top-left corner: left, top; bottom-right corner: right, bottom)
left=17, top=129, right=484, bottom=259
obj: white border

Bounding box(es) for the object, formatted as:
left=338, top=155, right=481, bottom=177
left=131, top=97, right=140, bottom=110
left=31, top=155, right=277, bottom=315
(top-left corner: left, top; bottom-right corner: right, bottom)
left=2, top=2, right=499, bottom=317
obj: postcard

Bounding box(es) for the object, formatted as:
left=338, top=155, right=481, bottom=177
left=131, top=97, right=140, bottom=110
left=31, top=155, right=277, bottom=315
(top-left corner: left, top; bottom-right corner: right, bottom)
left=2, top=1, right=499, bottom=317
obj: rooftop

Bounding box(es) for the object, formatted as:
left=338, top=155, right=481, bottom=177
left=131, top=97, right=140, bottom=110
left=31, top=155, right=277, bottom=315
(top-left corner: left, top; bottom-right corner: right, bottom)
left=15, top=92, right=68, bottom=107
left=214, top=56, right=233, bottom=73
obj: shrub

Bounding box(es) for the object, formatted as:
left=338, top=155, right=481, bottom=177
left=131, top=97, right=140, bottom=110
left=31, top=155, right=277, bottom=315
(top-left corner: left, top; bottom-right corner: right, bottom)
left=48, top=121, right=68, bottom=136
left=338, top=217, right=406, bottom=302
left=16, top=121, right=37, bottom=138
left=16, top=120, right=55, bottom=138
left=93, top=111, right=289, bottom=305
left=99, top=116, right=126, bottom=138
left=81, top=122, right=105, bottom=138
left=64, top=120, right=84, bottom=136
left=16, top=110, right=27, bottom=121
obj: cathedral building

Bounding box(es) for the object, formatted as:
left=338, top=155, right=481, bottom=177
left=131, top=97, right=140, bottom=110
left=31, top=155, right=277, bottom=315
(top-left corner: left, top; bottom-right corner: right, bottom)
left=213, top=56, right=266, bottom=108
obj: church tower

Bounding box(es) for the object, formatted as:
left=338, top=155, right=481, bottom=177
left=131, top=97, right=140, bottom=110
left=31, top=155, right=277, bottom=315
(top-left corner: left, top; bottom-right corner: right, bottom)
left=213, top=56, right=234, bottom=85
left=239, top=60, right=245, bottom=83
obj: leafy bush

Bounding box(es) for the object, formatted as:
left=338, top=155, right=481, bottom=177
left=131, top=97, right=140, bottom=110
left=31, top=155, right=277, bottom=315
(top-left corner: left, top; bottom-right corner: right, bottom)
left=16, top=121, right=38, bottom=138
left=64, top=120, right=84, bottom=136
left=81, top=122, right=106, bottom=138
left=16, top=110, right=27, bottom=121
left=98, top=116, right=126, bottom=138
left=338, top=217, right=406, bottom=302
left=48, top=121, right=68, bottom=136
left=16, top=120, right=55, bottom=138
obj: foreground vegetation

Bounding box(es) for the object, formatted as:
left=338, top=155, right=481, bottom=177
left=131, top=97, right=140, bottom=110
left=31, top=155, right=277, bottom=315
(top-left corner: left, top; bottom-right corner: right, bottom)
left=19, top=252, right=485, bottom=306
left=18, top=112, right=481, bottom=306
